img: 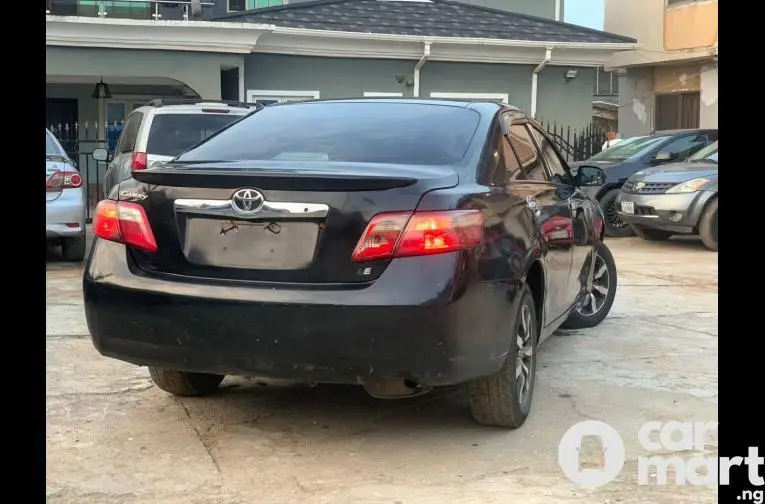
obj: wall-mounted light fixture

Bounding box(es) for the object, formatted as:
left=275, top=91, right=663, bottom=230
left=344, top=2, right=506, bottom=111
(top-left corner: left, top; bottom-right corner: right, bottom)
left=565, top=69, right=578, bottom=80
left=92, top=78, right=112, bottom=99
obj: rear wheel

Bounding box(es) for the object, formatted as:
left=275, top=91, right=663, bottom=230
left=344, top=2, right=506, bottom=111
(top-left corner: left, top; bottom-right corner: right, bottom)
left=466, top=284, right=537, bottom=429
left=562, top=242, right=617, bottom=330
left=61, top=236, right=86, bottom=262
left=600, top=189, right=634, bottom=238
left=699, top=198, right=718, bottom=251
left=631, top=224, right=673, bottom=241
left=148, top=368, right=224, bottom=397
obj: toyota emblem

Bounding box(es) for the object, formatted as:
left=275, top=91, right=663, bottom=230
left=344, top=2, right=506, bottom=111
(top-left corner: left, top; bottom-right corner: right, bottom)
left=231, top=189, right=265, bottom=214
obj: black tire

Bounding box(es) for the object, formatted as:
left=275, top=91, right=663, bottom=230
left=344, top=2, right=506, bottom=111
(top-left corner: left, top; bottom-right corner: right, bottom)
left=148, top=368, right=224, bottom=397
left=61, top=236, right=86, bottom=262
left=599, top=189, right=634, bottom=238
left=466, top=284, right=538, bottom=429
left=562, top=242, right=618, bottom=330
left=698, top=197, right=718, bottom=251
left=631, top=224, right=673, bottom=241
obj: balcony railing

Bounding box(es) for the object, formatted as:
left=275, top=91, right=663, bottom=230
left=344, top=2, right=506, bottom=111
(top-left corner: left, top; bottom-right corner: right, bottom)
left=46, top=0, right=216, bottom=22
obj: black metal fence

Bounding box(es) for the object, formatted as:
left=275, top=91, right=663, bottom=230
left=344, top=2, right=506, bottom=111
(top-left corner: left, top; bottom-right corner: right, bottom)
left=539, top=120, right=608, bottom=162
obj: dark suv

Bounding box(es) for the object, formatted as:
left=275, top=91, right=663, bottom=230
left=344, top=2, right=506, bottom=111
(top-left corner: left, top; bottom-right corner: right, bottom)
left=571, top=129, right=718, bottom=237
left=85, top=99, right=618, bottom=429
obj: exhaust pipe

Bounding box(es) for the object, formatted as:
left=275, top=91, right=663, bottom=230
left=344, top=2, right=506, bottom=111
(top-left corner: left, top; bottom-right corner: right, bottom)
left=363, top=378, right=433, bottom=399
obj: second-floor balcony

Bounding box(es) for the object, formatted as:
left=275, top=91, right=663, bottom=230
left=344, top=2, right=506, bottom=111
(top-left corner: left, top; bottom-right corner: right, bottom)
left=46, top=0, right=288, bottom=22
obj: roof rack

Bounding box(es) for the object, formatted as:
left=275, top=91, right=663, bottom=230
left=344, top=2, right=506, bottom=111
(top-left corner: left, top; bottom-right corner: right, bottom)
left=142, top=98, right=260, bottom=109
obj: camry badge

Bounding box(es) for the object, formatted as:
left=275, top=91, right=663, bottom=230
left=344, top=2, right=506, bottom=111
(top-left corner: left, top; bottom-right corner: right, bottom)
left=231, top=188, right=265, bottom=214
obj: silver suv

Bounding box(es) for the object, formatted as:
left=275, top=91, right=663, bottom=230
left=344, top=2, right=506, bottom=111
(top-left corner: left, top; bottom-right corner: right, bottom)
left=99, top=99, right=258, bottom=196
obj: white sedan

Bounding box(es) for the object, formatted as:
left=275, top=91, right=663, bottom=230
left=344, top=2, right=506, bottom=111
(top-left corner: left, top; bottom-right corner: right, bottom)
left=46, top=129, right=86, bottom=261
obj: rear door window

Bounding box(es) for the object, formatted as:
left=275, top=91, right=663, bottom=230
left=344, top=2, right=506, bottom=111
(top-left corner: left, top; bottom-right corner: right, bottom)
left=117, top=112, right=143, bottom=154
left=507, top=124, right=547, bottom=181
left=146, top=113, right=244, bottom=157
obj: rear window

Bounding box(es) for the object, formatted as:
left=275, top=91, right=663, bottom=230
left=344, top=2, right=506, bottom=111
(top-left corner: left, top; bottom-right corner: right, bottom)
left=176, top=102, right=482, bottom=166
left=146, top=113, right=245, bottom=157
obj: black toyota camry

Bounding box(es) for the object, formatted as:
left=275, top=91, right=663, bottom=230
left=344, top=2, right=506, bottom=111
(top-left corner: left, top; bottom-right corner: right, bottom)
left=84, top=99, right=618, bottom=429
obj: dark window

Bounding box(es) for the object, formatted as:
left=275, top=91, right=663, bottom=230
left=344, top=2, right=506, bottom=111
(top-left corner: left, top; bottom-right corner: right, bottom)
left=507, top=124, right=546, bottom=181
left=177, top=103, right=482, bottom=166
left=655, top=92, right=700, bottom=130
left=146, top=113, right=243, bottom=157
left=117, top=112, right=143, bottom=154
left=529, top=125, right=570, bottom=184
left=228, top=0, right=246, bottom=11
left=659, top=134, right=709, bottom=160
left=502, top=137, right=524, bottom=181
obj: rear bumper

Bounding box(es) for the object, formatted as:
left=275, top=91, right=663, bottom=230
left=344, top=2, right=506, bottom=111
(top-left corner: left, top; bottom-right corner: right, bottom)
left=46, top=189, right=85, bottom=239
left=615, top=190, right=714, bottom=233
left=84, top=240, right=518, bottom=387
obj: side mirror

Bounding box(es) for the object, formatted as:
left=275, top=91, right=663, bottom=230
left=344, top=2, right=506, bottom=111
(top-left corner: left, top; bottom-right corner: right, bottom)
left=92, top=148, right=110, bottom=162
left=575, top=165, right=606, bottom=187
left=653, top=151, right=675, bottom=162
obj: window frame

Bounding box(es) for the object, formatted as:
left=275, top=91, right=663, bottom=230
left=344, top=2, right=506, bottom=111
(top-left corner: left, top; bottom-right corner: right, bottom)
left=504, top=119, right=548, bottom=183
left=116, top=111, right=143, bottom=155
left=363, top=92, right=404, bottom=97
left=526, top=122, right=574, bottom=184
left=246, top=89, right=320, bottom=105
left=430, top=92, right=509, bottom=103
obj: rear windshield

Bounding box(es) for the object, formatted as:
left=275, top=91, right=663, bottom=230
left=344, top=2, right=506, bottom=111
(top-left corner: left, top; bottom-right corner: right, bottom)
left=175, top=102, right=482, bottom=166
left=146, top=113, right=245, bottom=157
left=46, top=131, right=64, bottom=156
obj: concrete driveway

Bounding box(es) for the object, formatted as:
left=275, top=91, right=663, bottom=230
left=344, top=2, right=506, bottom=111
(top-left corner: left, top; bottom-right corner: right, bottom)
left=46, top=237, right=718, bottom=504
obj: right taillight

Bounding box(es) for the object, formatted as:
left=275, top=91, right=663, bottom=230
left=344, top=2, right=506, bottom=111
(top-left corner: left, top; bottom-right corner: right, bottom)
left=130, top=152, right=148, bottom=171
left=93, top=200, right=158, bottom=253
left=351, top=209, right=483, bottom=262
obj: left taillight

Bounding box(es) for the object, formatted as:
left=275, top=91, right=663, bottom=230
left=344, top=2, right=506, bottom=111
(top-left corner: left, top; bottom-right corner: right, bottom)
left=351, top=209, right=484, bottom=262
left=93, top=200, right=158, bottom=253
left=46, top=171, right=83, bottom=192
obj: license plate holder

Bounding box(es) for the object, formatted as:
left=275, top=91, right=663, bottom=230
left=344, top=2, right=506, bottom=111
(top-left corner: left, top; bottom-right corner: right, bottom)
left=620, top=201, right=634, bottom=214
left=183, top=218, right=319, bottom=270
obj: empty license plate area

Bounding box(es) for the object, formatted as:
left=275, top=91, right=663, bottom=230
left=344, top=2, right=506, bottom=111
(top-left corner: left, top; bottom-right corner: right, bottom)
left=620, top=201, right=634, bottom=214
left=183, top=218, right=320, bottom=270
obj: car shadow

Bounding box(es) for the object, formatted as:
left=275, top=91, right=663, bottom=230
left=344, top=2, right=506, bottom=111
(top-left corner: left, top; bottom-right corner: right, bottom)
left=173, top=378, right=506, bottom=436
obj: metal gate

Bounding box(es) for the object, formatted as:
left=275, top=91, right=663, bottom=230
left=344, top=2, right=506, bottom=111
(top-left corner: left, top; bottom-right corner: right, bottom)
left=48, top=122, right=122, bottom=221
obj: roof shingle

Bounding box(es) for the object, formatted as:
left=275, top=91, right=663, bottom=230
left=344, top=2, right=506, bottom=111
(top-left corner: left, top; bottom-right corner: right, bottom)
left=215, top=0, right=635, bottom=45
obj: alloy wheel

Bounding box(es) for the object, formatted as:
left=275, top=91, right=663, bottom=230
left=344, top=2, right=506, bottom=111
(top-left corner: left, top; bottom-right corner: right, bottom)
left=604, top=201, right=628, bottom=229
left=515, top=304, right=535, bottom=406
left=576, top=254, right=610, bottom=317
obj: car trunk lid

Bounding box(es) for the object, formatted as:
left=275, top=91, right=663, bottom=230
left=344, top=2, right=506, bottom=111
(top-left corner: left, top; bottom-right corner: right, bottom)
left=127, top=161, right=459, bottom=284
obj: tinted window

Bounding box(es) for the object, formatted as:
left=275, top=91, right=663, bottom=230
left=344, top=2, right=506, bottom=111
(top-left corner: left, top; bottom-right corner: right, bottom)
left=176, top=103, right=481, bottom=166
left=529, top=125, right=569, bottom=183
left=507, top=125, right=546, bottom=181
left=688, top=140, right=718, bottom=162
left=118, top=112, right=143, bottom=154
left=146, top=113, right=243, bottom=157
left=589, top=135, right=669, bottom=162
left=502, top=137, right=524, bottom=181
left=660, top=134, right=708, bottom=160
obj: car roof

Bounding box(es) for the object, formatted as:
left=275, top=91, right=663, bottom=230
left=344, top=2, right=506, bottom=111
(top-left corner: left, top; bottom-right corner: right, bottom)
left=652, top=128, right=717, bottom=136
left=131, top=99, right=257, bottom=116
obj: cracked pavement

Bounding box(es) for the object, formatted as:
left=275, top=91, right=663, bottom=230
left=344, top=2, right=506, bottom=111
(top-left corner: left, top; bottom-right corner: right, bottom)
left=46, top=236, right=717, bottom=504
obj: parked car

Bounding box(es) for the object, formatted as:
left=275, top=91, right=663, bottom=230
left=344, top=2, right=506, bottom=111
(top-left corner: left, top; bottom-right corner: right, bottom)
left=98, top=99, right=259, bottom=196
left=616, top=140, right=718, bottom=251
left=84, top=99, right=618, bottom=429
left=46, top=128, right=86, bottom=261
left=571, top=129, right=718, bottom=238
